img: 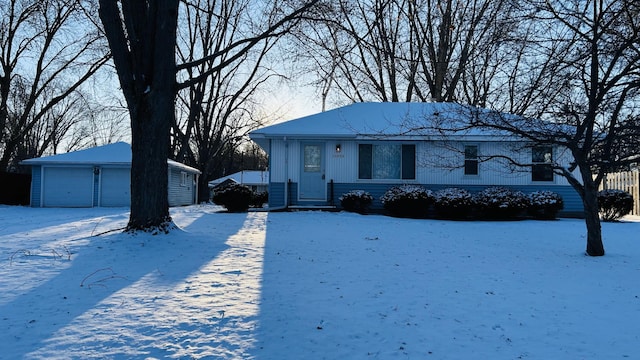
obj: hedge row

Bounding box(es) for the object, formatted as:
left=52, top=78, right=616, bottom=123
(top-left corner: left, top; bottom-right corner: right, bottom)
left=341, top=186, right=633, bottom=221
left=341, top=186, right=564, bottom=220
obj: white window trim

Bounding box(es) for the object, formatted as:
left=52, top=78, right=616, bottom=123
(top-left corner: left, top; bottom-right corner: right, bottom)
left=180, top=171, right=188, bottom=187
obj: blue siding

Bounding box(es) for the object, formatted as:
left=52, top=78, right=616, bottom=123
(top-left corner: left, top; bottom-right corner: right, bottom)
left=93, top=171, right=100, bottom=206
left=270, top=180, right=584, bottom=217
left=168, top=167, right=197, bottom=207
left=30, top=165, right=42, bottom=207
left=268, top=182, right=286, bottom=208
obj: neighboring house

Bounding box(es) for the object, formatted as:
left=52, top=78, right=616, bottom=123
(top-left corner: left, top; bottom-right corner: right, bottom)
left=249, top=102, right=584, bottom=215
left=21, top=142, right=201, bottom=208
left=208, top=170, right=269, bottom=197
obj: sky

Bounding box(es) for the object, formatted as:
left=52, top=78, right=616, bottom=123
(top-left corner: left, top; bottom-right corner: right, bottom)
left=1, top=204, right=639, bottom=359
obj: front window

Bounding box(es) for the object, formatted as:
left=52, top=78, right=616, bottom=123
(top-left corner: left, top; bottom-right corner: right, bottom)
left=303, top=145, right=321, bottom=172
left=180, top=171, right=188, bottom=186
left=532, top=146, right=553, bottom=181
left=358, top=144, right=415, bottom=180
left=464, top=145, right=478, bottom=175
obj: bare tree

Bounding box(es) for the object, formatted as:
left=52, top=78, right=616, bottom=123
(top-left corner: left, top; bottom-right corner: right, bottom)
left=170, top=0, right=286, bottom=202
left=0, top=0, right=110, bottom=172
left=98, top=0, right=320, bottom=231
left=294, top=0, right=515, bottom=105
left=469, top=0, right=640, bottom=256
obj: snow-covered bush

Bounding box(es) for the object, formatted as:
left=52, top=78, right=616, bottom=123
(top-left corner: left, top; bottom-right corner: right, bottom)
left=598, top=189, right=634, bottom=222
left=212, top=183, right=253, bottom=212
left=250, top=191, right=268, bottom=208
left=433, top=187, right=474, bottom=219
left=380, top=184, right=434, bottom=218
left=339, top=190, right=373, bottom=214
left=527, top=190, right=564, bottom=219
left=473, top=186, right=529, bottom=219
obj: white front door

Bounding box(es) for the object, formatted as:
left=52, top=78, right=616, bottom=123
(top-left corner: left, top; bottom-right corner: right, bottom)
left=299, top=143, right=326, bottom=200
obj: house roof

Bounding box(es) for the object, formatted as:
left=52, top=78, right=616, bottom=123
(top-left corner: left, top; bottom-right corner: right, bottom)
left=21, top=142, right=201, bottom=174
left=208, top=170, right=269, bottom=188
left=249, top=102, right=515, bottom=148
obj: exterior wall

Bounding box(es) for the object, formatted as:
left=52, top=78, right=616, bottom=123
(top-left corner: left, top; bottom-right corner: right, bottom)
left=269, top=139, right=577, bottom=187
left=168, top=166, right=197, bottom=207
left=267, top=138, right=584, bottom=216
left=30, top=165, right=42, bottom=207
left=30, top=164, right=198, bottom=208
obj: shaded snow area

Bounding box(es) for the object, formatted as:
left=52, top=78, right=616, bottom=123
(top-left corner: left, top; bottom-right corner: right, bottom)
left=1, top=205, right=639, bottom=359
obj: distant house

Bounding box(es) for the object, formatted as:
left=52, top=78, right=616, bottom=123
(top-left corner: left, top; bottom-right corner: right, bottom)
left=208, top=170, right=269, bottom=197
left=21, top=142, right=201, bottom=208
left=249, top=102, right=584, bottom=215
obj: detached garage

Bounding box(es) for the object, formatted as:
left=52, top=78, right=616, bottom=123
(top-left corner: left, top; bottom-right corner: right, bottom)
left=21, top=142, right=201, bottom=208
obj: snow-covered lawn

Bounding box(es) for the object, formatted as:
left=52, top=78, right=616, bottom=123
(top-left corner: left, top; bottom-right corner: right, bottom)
left=1, top=205, right=639, bottom=359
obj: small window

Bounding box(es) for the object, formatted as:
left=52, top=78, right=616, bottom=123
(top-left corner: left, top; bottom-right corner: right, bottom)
left=464, top=145, right=478, bottom=175
left=180, top=171, right=188, bottom=186
left=358, top=144, right=415, bottom=180
left=532, top=146, right=553, bottom=181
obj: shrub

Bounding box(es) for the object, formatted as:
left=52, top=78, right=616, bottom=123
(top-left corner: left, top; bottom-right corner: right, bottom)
left=473, top=186, right=529, bottom=219
left=528, top=190, right=564, bottom=219
left=212, top=183, right=253, bottom=212
left=598, top=189, right=634, bottom=221
left=250, top=191, right=268, bottom=208
left=380, top=184, right=434, bottom=218
left=339, top=190, right=373, bottom=214
left=433, top=187, right=474, bottom=219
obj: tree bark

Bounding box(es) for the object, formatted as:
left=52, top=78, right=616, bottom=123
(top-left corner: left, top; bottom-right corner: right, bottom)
left=580, top=167, right=605, bottom=256
left=99, top=0, right=179, bottom=231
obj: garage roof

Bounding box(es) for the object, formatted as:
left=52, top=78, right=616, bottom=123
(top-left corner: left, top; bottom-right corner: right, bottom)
left=21, top=142, right=200, bottom=173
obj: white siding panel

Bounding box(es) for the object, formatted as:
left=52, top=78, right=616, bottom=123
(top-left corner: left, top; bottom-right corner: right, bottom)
left=168, top=167, right=195, bottom=207
left=43, top=167, right=94, bottom=207
left=100, top=167, right=130, bottom=207
left=269, top=139, right=287, bottom=182
left=418, top=141, right=572, bottom=186
left=326, top=141, right=357, bottom=183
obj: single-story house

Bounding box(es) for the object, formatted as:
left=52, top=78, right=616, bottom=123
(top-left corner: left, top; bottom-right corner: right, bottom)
left=249, top=102, right=584, bottom=215
left=208, top=170, right=269, bottom=196
left=21, top=142, right=201, bottom=208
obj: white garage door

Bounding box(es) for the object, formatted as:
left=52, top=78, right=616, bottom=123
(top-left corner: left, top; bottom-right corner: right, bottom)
left=100, top=168, right=130, bottom=207
left=43, top=167, right=94, bottom=207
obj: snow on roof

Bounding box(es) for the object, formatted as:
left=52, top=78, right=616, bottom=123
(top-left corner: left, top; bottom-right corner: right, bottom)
left=21, top=142, right=200, bottom=173
left=208, top=170, right=269, bottom=187
left=250, top=102, right=512, bottom=144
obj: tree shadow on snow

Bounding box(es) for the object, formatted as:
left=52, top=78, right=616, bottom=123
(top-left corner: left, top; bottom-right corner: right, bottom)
left=0, top=210, right=249, bottom=359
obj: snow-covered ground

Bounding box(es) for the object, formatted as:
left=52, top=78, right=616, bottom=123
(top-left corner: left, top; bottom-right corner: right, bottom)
left=1, top=205, right=639, bottom=359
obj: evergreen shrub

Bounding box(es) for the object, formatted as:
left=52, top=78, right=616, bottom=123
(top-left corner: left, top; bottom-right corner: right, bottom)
left=433, top=187, right=474, bottom=219
left=212, top=183, right=253, bottom=212
left=250, top=191, right=268, bottom=208
left=381, top=184, right=434, bottom=218
left=339, top=190, right=373, bottom=214
left=528, top=190, right=564, bottom=219
left=598, top=189, right=634, bottom=221
left=473, top=186, right=529, bottom=219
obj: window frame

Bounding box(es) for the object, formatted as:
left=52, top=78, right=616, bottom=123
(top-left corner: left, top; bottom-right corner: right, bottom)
left=531, top=145, right=554, bottom=182
left=180, top=171, right=188, bottom=187
left=463, top=144, right=479, bottom=176
left=358, top=143, right=416, bottom=181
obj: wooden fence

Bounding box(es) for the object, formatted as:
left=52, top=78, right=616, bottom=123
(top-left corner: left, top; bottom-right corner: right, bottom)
left=600, top=170, right=640, bottom=216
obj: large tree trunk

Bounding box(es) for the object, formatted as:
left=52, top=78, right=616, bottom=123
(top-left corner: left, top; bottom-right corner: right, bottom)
left=127, top=2, right=179, bottom=231
left=99, top=0, right=179, bottom=231
left=581, top=171, right=605, bottom=256
left=127, top=91, right=174, bottom=230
